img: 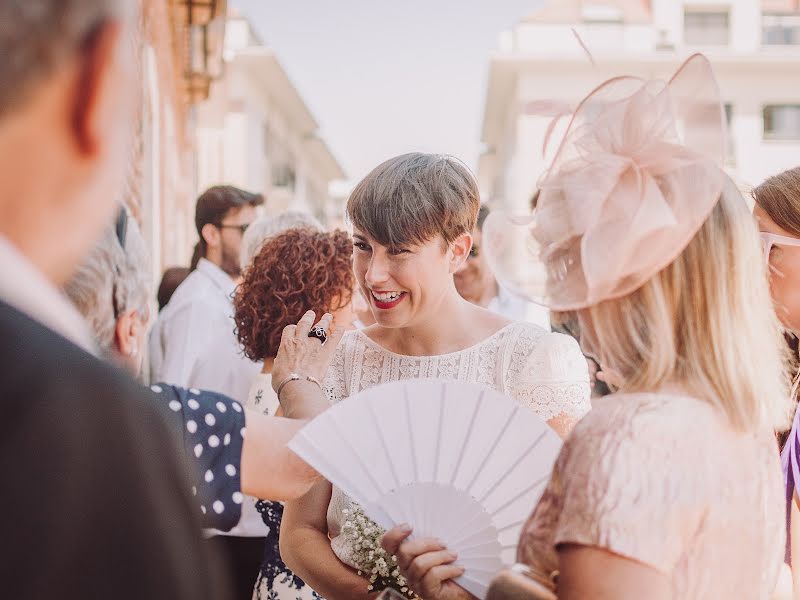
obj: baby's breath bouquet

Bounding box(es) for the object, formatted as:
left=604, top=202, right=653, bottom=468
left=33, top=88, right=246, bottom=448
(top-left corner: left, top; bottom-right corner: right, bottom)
left=340, top=505, right=420, bottom=599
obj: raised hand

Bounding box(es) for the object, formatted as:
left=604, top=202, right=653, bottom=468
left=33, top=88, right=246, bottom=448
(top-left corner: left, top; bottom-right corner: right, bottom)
left=272, top=310, right=344, bottom=388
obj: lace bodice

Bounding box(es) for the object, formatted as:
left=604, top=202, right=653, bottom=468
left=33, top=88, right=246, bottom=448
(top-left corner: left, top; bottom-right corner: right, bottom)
left=323, top=322, right=591, bottom=570
left=517, top=393, right=784, bottom=599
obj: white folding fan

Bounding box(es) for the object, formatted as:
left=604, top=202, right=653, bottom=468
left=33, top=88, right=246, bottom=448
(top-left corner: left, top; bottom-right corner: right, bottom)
left=288, top=379, right=562, bottom=600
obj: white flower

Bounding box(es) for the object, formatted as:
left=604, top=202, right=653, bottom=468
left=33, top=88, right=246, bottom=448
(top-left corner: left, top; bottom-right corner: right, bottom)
left=339, top=503, right=420, bottom=599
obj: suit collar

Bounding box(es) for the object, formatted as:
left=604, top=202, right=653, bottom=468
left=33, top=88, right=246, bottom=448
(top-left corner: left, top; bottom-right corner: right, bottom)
left=0, top=236, right=97, bottom=354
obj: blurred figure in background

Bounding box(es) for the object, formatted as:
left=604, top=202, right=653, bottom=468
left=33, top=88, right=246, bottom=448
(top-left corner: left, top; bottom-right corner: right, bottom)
left=752, top=166, right=800, bottom=600
left=0, top=0, right=230, bottom=597
left=239, top=210, right=323, bottom=272
left=157, top=266, right=190, bottom=311
left=63, top=209, right=337, bottom=532
left=234, top=226, right=356, bottom=599
left=188, top=185, right=264, bottom=274
left=65, top=212, right=150, bottom=373
left=454, top=204, right=550, bottom=330
left=149, top=184, right=267, bottom=599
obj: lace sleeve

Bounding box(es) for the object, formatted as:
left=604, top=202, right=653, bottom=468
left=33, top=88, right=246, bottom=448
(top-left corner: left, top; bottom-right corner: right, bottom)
left=506, top=328, right=591, bottom=421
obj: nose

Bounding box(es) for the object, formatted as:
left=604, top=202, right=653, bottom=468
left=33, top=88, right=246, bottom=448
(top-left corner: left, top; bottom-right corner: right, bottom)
left=365, top=254, right=391, bottom=287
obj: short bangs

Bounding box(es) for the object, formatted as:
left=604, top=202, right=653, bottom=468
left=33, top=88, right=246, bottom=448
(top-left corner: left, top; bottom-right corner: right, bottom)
left=347, top=152, right=480, bottom=248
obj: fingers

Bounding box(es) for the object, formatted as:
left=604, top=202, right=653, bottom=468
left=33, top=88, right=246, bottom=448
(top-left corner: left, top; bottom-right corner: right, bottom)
left=295, top=310, right=316, bottom=337
left=405, top=549, right=459, bottom=588
left=395, top=537, right=446, bottom=570
left=315, top=312, right=334, bottom=334
left=419, top=565, right=467, bottom=599
left=380, top=524, right=413, bottom=556
left=279, top=324, right=296, bottom=348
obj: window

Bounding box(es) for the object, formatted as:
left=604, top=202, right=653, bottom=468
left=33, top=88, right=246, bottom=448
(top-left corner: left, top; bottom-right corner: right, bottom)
left=724, top=103, right=736, bottom=166
left=262, top=124, right=270, bottom=158
left=763, top=13, right=800, bottom=45
left=684, top=10, right=730, bottom=46
left=582, top=4, right=622, bottom=24
left=763, top=105, right=800, bottom=140
left=271, top=162, right=296, bottom=190
left=268, top=136, right=296, bottom=190
left=581, top=4, right=624, bottom=49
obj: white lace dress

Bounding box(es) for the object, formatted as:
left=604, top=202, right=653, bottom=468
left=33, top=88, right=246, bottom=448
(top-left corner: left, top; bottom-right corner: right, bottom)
left=322, top=321, right=591, bottom=570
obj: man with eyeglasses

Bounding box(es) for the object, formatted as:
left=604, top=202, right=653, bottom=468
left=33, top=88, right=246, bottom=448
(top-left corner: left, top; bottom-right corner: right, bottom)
left=454, top=205, right=550, bottom=330
left=150, top=185, right=268, bottom=598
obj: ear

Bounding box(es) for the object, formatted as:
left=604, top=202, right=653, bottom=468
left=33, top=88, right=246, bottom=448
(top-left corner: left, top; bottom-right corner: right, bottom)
left=449, top=232, right=472, bottom=274
left=114, top=309, right=139, bottom=357
left=201, top=222, right=221, bottom=248
left=72, top=21, right=128, bottom=156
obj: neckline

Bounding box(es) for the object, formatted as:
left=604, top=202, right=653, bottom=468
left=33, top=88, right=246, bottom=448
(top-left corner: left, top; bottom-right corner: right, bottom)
left=197, top=258, right=237, bottom=297
left=354, top=322, right=519, bottom=360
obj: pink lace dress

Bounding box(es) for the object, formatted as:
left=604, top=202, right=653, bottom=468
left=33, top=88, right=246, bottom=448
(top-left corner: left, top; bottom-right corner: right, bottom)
left=517, top=392, right=784, bottom=599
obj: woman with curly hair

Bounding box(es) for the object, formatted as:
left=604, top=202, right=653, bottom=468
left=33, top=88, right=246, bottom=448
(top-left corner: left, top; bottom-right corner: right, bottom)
left=233, top=226, right=356, bottom=600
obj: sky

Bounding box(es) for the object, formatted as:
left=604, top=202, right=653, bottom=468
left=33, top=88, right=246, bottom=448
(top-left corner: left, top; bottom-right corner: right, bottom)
left=231, top=0, right=545, bottom=183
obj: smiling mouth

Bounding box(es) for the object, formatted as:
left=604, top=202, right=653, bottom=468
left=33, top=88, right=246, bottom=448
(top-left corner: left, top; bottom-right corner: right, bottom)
left=370, top=290, right=407, bottom=309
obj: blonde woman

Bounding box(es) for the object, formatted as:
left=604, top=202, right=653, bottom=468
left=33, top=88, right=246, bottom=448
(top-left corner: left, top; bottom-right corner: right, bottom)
left=753, top=166, right=800, bottom=599
left=383, top=55, right=791, bottom=600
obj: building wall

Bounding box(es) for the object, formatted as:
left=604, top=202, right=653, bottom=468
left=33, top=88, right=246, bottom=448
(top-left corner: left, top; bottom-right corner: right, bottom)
left=194, top=16, right=345, bottom=225
left=481, top=0, right=800, bottom=212
left=127, top=0, right=197, bottom=286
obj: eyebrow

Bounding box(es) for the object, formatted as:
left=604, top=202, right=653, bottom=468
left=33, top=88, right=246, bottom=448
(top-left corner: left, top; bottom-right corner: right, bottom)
left=353, top=234, right=368, bottom=242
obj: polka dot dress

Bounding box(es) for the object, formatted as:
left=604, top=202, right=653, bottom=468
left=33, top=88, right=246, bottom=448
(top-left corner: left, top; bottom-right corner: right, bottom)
left=150, top=383, right=245, bottom=532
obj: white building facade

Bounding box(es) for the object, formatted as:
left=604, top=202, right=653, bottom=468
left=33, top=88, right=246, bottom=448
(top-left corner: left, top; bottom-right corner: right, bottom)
left=194, top=14, right=345, bottom=224
left=479, top=0, right=800, bottom=214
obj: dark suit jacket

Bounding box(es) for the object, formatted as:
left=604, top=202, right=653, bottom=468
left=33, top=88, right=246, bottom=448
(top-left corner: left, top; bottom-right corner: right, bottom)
left=0, top=300, right=230, bottom=599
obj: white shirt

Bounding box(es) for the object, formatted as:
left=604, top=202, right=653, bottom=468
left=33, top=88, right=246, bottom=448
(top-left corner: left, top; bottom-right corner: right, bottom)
left=0, top=236, right=97, bottom=354
left=487, top=285, right=551, bottom=331
left=149, top=258, right=265, bottom=538
left=150, top=258, right=262, bottom=402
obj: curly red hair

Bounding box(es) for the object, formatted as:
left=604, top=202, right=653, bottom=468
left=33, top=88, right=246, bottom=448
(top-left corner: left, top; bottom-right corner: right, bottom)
left=234, top=228, right=354, bottom=361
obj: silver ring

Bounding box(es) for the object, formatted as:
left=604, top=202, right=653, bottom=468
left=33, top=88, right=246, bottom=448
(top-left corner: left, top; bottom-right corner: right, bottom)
left=308, top=326, right=328, bottom=344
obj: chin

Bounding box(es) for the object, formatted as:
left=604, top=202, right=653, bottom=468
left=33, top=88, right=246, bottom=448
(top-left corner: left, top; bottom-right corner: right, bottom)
left=374, top=313, right=405, bottom=328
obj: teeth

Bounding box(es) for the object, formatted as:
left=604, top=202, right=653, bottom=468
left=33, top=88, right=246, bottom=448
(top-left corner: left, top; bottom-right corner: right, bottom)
left=372, top=291, right=402, bottom=302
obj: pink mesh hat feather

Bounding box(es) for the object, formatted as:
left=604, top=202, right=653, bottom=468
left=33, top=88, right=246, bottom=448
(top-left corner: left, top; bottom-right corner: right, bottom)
left=483, top=54, right=727, bottom=311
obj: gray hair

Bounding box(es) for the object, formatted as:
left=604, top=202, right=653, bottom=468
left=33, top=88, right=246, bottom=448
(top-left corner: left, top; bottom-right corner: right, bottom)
left=0, top=0, right=131, bottom=116
left=64, top=215, right=150, bottom=350
left=240, top=211, right=324, bottom=269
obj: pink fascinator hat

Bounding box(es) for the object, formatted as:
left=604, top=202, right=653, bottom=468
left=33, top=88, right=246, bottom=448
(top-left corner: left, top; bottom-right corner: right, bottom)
left=483, top=54, right=727, bottom=311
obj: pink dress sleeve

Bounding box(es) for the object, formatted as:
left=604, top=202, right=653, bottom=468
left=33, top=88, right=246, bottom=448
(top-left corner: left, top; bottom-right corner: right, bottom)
left=520, top=395, right=710, bottom=576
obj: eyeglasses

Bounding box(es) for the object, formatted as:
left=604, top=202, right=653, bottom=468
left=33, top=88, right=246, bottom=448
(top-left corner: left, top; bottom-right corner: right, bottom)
left=112, top=207, right=129, bottom=319
left=760, top=232, right=800, bottom=265
left=115, top=206, right=128, bottom=248
left=215, top=223, right=250, bottom=235
left=469, top=244, right=481, bottom=259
